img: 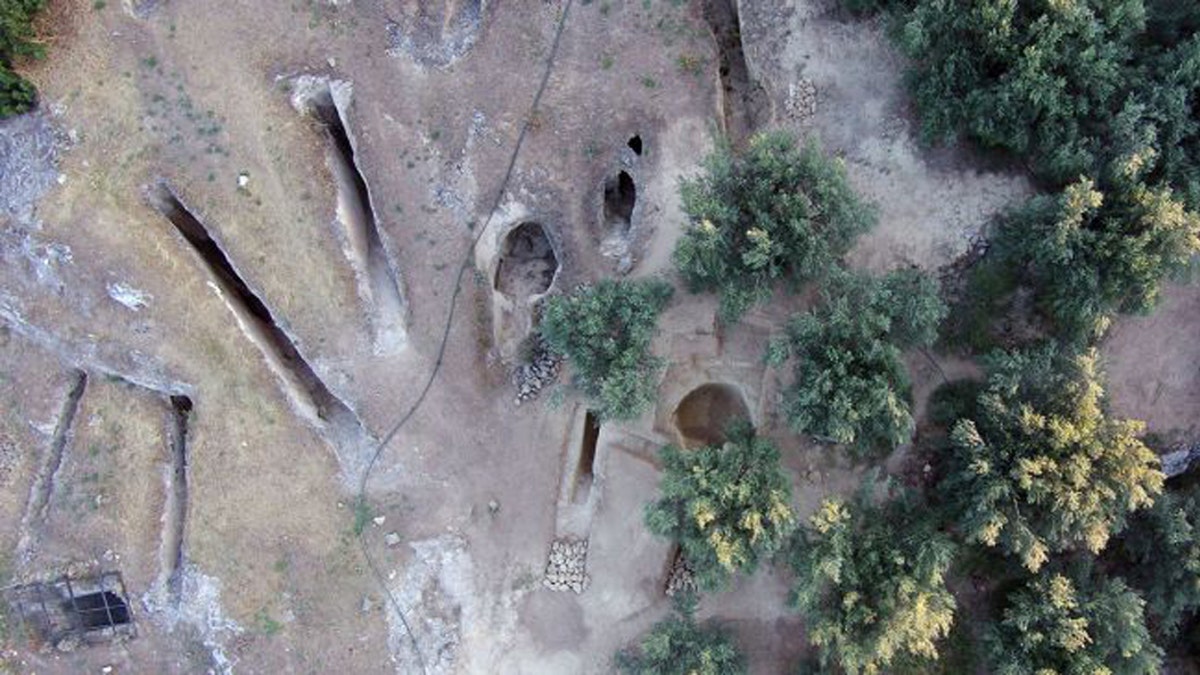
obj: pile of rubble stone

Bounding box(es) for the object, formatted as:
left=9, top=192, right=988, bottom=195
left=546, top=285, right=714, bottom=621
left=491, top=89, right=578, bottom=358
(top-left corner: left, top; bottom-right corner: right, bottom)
left=785, top=78, right=817, bottom=124
left=665, top=552, right=697, bottom=597
left=513, top=336, right=562, bottom=405
left=542, top=538, right=589, bottom=594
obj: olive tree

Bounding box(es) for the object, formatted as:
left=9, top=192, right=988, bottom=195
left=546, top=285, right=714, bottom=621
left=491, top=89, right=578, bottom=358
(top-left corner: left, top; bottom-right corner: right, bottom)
left=673, top=131, right=876, bottom=323
left=767, top=268, right=946, bottom=455
left=615, top=596, right=745, bottom=675
left=540, top=279, right=673, bottom=421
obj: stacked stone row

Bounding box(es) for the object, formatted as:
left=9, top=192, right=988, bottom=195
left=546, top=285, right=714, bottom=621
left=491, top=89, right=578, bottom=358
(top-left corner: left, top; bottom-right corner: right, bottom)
left=543, top=538, right=590, bottom=594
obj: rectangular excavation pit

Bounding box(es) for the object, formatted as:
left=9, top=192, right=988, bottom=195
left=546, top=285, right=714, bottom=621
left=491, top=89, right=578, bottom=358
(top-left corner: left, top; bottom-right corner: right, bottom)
left=572, top=411, right=601, bottom=503
left=5, top=572, right=136, bottom=648
left=17, top=369, right=87, bottom=559
left=148, top=185, right=368, bottom=448
left=702, top=0, right=769, bottom=144
left=293, top=78, right=408, bottom=353
left=160, top=395, right=192, bottom=602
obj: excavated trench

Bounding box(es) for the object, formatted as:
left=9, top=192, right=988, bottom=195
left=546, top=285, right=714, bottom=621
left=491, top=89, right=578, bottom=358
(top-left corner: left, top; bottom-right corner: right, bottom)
left=17, top=369, right=87, bottom=558
left=603, top=171, right=636, bottom=236
left=673, top=383, right=750, bottom=449
left=160, top=395, right=192, bottom=603
left=494, top=222, right=558, bottom=299
left=702, top=0, right=769, bottom=144
left=572, top=411, right=600, bottom=503
left=149, top=185, right=363, bottom=438
left=303, top=82, right=408, bottom=353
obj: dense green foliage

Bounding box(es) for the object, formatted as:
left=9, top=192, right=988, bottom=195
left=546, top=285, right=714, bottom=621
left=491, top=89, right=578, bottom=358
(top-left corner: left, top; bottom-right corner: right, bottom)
left=767, top=268, right=946, bottom=455
left=987, top=572, right=1162, bottom=675
left=0, top=0, right=44, bottom=118
left=540, top=279, right=672, bottom=421
left=884, top=0, right=1200, bottom=343
left=790, top=489, right=957, bottom=674
left=899, top=0, right=1143, bottom=183
left=993, top=177, right=1200, bottom=344
left=644, top=423, right=795, bottom=591
left=943, top=345, right=1164, bottom=571
left=1119, top=486, right=1200, bottom=640
left=673, top=131, right=876, bottom=323
left=615, top=596, right=745, bottom=675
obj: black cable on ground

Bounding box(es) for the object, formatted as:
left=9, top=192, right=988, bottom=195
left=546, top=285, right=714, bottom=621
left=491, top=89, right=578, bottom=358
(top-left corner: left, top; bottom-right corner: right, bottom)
left=354, top=2, right=576, bottom=672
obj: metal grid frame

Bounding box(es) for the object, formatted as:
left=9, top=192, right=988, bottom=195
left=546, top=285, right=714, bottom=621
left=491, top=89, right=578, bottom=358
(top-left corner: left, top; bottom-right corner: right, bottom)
left=3, top=571, right=136, bottom=647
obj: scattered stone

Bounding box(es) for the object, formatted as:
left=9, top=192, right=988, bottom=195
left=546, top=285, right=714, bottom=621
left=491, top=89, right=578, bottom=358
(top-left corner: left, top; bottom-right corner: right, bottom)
left=106, top=282, right=152, bottom=312
left=360, top=595, right=375, bottom=614
left=236, top=172, right=250, bottom=190
left=372, top=515, right=386, bottom=526
left=785, top=78, right=817, bottom=124
left=542, top=538, right=590, bottom=594
left=1163, top=443, right=1200, bottom=478
left=102, top=667, right=113, bottom=674
left=512, top=334, right=562, bottom=406
left=55, top=636, right=80, bottom=653
left=487, top=499, right=500, bottom=515
left=665, top=552, right=696, bottom=597
left=384, top=532, right=402, bottom=547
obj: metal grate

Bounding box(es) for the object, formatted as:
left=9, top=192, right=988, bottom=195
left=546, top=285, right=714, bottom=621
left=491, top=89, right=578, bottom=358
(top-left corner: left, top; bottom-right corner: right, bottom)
left=3, top=571, right=136, bottom=648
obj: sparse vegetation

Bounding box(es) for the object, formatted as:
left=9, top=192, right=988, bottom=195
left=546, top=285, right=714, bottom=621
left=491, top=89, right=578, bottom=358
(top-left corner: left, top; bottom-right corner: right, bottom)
left=644, top=422, right=795, bottom=591
left=540, top=279, right=673, bottom=421
left=767, top=268, right=946, bottom=455
left=615, top=595, right=745, bottom=675
left=673, top=131, right=876, bottom=323
left=789, top=486, right=957, bottom=674
left=942, top=345, right=1164, bottom=572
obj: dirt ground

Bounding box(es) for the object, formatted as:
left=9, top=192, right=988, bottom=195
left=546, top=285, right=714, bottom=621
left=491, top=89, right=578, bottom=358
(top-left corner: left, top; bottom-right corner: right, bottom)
left=0, top=0, right=1195, bottom=674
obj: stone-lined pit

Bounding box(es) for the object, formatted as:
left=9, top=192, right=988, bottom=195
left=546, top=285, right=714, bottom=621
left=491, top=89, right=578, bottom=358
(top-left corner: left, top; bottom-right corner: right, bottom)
left=494, top=222, right=558, bottom=300
left=673, top=383, right=750, bottom=449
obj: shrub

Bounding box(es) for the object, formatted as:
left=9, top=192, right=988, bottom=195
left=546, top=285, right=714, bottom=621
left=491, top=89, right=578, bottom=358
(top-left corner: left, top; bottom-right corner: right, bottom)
left=673, top=131, right=876, bottom=323
left=790, top=486, right=957, bottom=674
left=943, top=345, right=1164, bottom=572
left=767, top=268, right=946, bottom=455
left=540, top=279, right=673, bottom=420
left=986, top=571, right=1162, bottom=675
left=644, top=422, right=795, bottom=591
left=0, top=0, right=46, bottom=119
left=615, top=595, right=745, bottom=675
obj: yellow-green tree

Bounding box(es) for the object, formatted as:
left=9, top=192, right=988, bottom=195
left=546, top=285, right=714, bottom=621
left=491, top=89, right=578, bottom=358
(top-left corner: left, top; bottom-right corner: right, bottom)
left=644, top=422, right=795, bottom=591
left=789, top=488, right=957, bottom=674
left=944, top=345, right=1163, bottom=571
left=987, top=572, right=1162, bottom=675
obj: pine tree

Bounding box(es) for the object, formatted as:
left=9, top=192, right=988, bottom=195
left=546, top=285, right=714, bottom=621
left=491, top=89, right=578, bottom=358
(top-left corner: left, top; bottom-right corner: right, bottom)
left=1119, top=486, right=1200, bottom=640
